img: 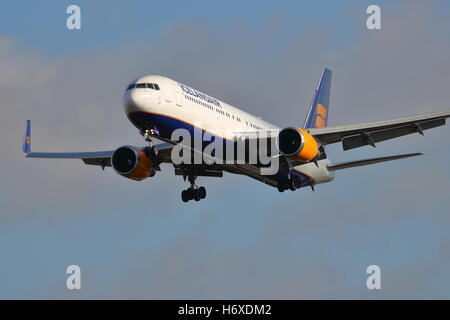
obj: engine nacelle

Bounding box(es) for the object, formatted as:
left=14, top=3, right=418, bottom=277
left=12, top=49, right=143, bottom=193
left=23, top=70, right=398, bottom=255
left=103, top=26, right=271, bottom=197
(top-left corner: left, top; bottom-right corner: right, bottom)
left=111, top=146, right=154, bottom=181
left=278, top=127, right=319, bottom=162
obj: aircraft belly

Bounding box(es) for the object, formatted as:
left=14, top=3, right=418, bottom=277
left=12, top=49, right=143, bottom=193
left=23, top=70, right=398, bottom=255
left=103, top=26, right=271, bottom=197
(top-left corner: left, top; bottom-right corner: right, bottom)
left=293, top=160, right=334, bottom=184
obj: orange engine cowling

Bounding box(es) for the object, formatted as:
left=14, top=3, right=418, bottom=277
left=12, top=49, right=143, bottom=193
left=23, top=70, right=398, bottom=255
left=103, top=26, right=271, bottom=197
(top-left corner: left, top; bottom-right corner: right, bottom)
left=111, top=146, right=154, bottom=181
left=277, top=127, right=319, bottom=162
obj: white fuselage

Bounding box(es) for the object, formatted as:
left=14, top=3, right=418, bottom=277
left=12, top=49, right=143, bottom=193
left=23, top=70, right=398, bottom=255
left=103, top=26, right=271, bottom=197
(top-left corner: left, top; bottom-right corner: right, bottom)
left=123, top=75, right=334, bottom=187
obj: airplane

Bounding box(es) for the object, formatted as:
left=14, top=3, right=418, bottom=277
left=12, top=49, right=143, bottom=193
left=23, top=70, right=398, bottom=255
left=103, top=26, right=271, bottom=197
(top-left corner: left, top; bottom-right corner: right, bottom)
left=23, top=68, right=450, bottom=202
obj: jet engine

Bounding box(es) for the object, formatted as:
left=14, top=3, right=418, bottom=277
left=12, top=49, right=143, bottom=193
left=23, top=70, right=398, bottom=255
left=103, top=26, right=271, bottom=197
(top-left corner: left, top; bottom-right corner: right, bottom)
left=111, top=145, right=154, bottom=181
left=277, top=127, right=319, bottom=162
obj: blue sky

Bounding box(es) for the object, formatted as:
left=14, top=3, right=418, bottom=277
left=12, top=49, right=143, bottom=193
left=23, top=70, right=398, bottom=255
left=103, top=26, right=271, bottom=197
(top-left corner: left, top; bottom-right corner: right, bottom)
left=1, top=0, right=411, bottom=56
left=1, top=1, right=355, bottom=54
left=1, top=0, right=450, bottom=299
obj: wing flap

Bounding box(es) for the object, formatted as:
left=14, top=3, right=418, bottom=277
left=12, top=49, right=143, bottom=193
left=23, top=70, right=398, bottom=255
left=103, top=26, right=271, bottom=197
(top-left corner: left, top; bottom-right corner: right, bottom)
left=342, top=118, right=445, bottom=150
left=82, top=157, right=112, bottom=167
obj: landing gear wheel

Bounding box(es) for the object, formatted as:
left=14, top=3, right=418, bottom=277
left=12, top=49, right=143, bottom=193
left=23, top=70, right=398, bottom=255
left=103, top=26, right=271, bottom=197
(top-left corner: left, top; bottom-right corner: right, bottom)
left=277, top=185, right=285, bottom=192
left=197, top=186, right=206, bottom=199
left=181, top=190, right=189, bottom=202
left=193, top=190, right=201, bottom=201
left=289, top=179, right=296, bottom=191
left=186, top=188, right=195, bottom=200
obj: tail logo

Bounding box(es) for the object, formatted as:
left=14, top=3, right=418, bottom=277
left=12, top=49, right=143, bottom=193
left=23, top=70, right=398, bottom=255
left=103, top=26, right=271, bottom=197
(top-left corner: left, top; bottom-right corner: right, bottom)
left=314, top=104, right=328, bottom=128
left=23, top=120, right=31, bottom=153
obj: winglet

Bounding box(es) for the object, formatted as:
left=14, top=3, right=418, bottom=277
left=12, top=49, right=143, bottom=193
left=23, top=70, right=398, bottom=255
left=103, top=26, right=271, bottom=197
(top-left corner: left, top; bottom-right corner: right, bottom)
left=23, top=120, right=31, bottom=153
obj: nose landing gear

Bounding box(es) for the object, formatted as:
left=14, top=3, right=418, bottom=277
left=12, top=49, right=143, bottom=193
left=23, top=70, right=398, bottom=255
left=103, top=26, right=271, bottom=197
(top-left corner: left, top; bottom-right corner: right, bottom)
left=140, top=127, right=160, bottom=146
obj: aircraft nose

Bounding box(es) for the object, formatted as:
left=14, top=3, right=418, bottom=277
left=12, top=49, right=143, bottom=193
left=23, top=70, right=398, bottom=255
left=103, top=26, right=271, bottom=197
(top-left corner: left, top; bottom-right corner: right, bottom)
left=123, top=89, right=147, bottom=113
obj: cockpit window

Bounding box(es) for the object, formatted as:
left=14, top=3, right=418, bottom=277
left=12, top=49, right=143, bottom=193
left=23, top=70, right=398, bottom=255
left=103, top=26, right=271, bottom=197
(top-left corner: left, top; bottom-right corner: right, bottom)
left=126, top=83, right=160, bottom=91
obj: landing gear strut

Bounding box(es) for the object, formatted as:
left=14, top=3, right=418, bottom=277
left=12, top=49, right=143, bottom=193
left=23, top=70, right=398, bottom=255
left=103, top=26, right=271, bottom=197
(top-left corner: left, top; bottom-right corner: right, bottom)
left=142, top=130, right=153, bottom=147
left=141, top=127, right=159, bottom=147
left=181, top=174, right=207, bottom=202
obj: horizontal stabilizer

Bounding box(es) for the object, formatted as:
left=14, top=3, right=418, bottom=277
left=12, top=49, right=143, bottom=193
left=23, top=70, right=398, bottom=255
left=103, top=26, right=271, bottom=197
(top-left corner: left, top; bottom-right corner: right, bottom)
left=327, top=152, right=423, bottom=171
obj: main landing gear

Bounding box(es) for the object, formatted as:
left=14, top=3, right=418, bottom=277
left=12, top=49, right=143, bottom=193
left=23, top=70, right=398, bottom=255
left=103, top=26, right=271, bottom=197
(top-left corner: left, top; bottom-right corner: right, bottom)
left=181, top=174, right=207, bottom=202
left=181, top=186, right=206, bottom=202
left=277, top=177, right=315, bottom=192
left=277, top=178, right=300, bottom=192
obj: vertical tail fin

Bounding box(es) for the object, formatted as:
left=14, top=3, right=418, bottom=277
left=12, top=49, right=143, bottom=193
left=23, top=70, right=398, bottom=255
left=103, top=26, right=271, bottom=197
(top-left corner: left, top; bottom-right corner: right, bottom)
left=303, top=68, right=332, bottom=129
left=23, top=120, right=31, bottom=153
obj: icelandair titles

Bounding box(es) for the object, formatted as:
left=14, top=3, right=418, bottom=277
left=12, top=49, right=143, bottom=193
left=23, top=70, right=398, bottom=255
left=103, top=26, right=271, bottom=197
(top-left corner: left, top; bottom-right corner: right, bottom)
left=179, top=83, right=221, bottom=107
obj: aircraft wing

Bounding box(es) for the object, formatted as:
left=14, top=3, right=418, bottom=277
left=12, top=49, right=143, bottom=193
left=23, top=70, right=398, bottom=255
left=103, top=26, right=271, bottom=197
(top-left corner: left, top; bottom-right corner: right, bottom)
left=25, top=145, right=175, bottom=168
left=308, top=109, right=450, bottom=150
left=22, top=120, right=174, bottom=168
